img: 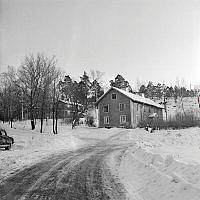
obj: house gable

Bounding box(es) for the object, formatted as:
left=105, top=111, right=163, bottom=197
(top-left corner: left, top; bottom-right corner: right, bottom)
left=96, top=87, right=164, bottom=109
left=97, top=88, right=131, bottom=127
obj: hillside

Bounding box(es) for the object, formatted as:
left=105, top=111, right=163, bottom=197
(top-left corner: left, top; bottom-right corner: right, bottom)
left=163, top=97, right=200, bottom=120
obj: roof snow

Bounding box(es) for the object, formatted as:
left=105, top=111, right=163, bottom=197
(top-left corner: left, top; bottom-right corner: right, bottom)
left=96, top=87, right=164, bottom=109
left=59, top=100, right=83, bottom=107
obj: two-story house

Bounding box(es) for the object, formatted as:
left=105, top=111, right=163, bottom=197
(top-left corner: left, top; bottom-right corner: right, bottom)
left=96, top=87, right=164, bottom=128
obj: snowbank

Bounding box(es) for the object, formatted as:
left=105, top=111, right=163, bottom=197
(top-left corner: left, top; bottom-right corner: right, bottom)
left=106, top=127, right=200, bottom=200
left=118, top=148, right=200, bottom=200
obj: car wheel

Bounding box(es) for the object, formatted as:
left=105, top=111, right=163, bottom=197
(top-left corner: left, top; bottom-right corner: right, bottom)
left=5, top=146, right=10, bottom=150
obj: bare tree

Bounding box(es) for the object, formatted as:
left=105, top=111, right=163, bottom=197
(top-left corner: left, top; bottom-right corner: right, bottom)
left=18, top=53, right=57, bottom=130
left=90, top=70, right=104, bottom=83
left=39, top=58, right=60, bottom=133
left=52, top=73, right=62, bottom=134
left=0, top=73, right=10, bottom=123
left=0, top=67, right=21, bottom=127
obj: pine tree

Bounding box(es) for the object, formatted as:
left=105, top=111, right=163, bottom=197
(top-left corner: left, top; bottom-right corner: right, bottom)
left=146, top=81, right=154, bottom=99
left=80, top=71, right=91, bottom=88
left=60, top=75, right=74, bottom=101
left=90, top=80, right=104, bottom=102
left=78, top=81, right=89, bottom=110
left=110, top=74, right=132, bottom=92
left=155, top=83, right=162, bottom=99
left=139, top=85, right=147, bottom=96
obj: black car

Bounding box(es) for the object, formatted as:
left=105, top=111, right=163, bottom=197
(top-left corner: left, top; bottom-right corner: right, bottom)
left=0, top=129, right=14, bottom=150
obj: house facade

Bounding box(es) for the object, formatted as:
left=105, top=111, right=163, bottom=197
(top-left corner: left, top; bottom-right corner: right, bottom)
left=96, top=87, right=164, bottom=128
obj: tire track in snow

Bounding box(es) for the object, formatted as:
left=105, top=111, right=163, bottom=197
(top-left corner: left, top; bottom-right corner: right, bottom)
left=0, top=143, right=129, bottom=200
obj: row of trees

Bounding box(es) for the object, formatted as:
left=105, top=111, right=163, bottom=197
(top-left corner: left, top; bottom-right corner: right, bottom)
left=1, top=58, right=197, bottom=131
left=0, top=53, right=104, bottom=133
left=109, top=75, right=198, bottom=121
left=109, top=74, right=198, bottom=101
left=139, top=81, right=198, bottom=101
left=59, top=71, right=104, bottom=126
left=0, top=54, right=61, bottom=132
left=60, top=71, right=104, bottom=110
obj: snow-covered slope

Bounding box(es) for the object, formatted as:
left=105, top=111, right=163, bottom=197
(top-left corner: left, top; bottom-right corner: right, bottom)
left=107, top=128, right=200, bottom=200
left=165, top=97, right=200, bottom=119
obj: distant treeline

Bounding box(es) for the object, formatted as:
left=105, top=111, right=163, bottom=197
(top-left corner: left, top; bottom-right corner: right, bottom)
left=138, top=81, right=198, bottom=100
left=109, top=74, right=198, bottom=101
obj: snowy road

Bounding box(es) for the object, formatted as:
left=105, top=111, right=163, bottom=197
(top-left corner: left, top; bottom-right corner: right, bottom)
left=0, top=140, right=129, bottom=200
left=2, top=125, right=200, bottom=200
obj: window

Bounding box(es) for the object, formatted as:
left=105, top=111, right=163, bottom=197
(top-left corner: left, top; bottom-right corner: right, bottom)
left=149, top=107, right=151, bottom=113
left=103, top=105, right=109, bottom=113
left=136, top=115, right=140, bottom=124
left=111, top=93, right=117, bottom=100
left=120, top=115, right=126, bottom=124
left=104, top=116, right=109, bottom=124
left=137, top=103, right=139, bottom=111
left=119, top=103, right=125, bottom=111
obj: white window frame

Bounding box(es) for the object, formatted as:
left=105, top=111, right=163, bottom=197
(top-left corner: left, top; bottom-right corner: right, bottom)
left=111, top=93, right=117, bottom=100
left=103, top=105, right=109, bottom=113
left=119, top=103, right=125, bottom=111
left=104, top=116, right=109, bottom=124
left=120, top=115, right=126, bottom=124
left=136, top=115, right=140, bottom=124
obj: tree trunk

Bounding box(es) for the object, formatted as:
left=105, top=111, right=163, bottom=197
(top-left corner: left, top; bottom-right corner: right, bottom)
left=10, top=118, right=13, bottom=128
left=55, top=101, right=58, bottom=134
left=3, top=109, right=5, bottom=123
left=21, top=101, right=24, bottom=120
left=52, top=81, right=56, bottom=134
left=52, top=105, right=55, bottom=134
left=40, top=118, right=43, bottom=133
left=8, top=107, right=10, bottom=125
left=30, top=107, right=35, bottom=130
left=40, top=105, right=43, bottom=133
left=40, top=95, right=45, bottom=133
left=31, top=119, right=35, bottom=130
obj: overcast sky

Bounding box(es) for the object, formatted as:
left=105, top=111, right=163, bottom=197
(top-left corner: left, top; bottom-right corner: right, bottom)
left=0, top=0, right=200, bottom=88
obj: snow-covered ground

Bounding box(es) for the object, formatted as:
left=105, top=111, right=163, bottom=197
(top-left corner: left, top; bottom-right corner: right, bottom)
left=1, top=120, right=200, bottom=199
left=107, top=127, right=200, bottom=200
left=0, top=120, right=122, bottom=181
